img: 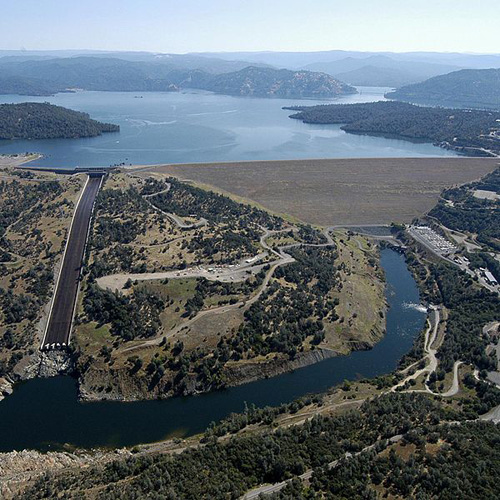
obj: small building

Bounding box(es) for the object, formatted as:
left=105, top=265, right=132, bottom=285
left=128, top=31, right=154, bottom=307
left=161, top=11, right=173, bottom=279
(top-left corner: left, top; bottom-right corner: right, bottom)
left=484, top=270, right=498, bottom=286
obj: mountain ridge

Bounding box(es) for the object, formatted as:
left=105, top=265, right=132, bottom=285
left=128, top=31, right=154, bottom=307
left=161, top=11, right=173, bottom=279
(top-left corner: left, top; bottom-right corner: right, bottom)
left=386, top=68, right=500, bottom=110
left=303, top=55, right=460, bottom=87
left=0, top=57, right=356, bottom=99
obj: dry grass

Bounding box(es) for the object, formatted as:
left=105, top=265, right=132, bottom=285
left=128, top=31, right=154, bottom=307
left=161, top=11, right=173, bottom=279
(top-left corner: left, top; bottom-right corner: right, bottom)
left=138, top=158, right=499, bottom=225
left=324, top=231, right=385, bottom=353
left=0, top=169, right=84, bottom=359
left=0, top=153, right=40, bottom=167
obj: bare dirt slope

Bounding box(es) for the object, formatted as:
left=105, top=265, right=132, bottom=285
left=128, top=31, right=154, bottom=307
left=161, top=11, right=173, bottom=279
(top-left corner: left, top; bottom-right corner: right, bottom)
left=137, top=158, right=499, bottom=225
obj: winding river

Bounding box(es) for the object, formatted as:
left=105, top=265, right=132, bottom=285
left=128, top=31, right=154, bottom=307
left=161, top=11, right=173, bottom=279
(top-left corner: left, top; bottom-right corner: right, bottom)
left=0, top=249, right=425, bottom=452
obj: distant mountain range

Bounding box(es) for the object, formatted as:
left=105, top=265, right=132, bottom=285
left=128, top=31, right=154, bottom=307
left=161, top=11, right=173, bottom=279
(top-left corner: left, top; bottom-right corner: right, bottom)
left=0, top=50, right=271, bottom=73
left=302, top=55, right=459, bottom=87
left=386, top=68, right=500, bottom=110
left=196, top=49, right=500, bottom=71
left=334, top=66, right=415, bottom=88
left=0, top=56, right=355, bottom=99
left=197, top=50, right=500, bottom=88
left=1, top=50, right=500, bottom=100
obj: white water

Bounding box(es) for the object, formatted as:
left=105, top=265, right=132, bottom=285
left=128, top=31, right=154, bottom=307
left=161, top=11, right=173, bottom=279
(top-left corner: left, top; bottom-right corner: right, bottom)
left=403, top=302, right=428, bottom=313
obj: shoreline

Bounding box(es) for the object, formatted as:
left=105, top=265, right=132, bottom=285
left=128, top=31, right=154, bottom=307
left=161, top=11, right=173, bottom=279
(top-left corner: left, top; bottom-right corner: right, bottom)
left=0, top=153, right=42, bottom=168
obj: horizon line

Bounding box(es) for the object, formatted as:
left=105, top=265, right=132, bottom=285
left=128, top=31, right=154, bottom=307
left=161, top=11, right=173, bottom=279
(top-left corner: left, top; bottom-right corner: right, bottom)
left=1, top=48, right=500, bottom=57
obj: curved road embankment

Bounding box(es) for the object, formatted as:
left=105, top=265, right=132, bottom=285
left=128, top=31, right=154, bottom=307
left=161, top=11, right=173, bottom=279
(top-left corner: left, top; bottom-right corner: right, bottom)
left=142, top=183, right=207, bottom=229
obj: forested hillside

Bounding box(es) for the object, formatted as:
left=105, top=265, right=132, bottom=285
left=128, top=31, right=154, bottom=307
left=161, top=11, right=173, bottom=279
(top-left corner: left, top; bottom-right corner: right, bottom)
left=0, top=76, right=61, bottom=96
left=276, top=422, right=500, bottom=499
left=287, top=100, right=500, bottom=156
left=15, top=394, right=500, bottom=499
left=0, top=102, right=119, bottom=139
left=202, top=66, right=356, bottom=98
left=387, top=68, right=500, bottom=110
left=0, top=56, right=356, bottom=98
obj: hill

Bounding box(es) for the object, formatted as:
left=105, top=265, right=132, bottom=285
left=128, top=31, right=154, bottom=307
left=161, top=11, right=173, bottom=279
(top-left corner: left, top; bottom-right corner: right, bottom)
left=304, top=55, right=458, bottom=87
left=0, top=76, right=62, bottom=96
left=334, top=65, right=423, bottom=87
left=0, top=102, right=119, bottom=140
left=0, top=51, right=272, bottom=73
left=200, top=66, right=356, bottom=98
left=386, top=68, right=500, bottom=110
left=286, top=100, right=500, bottom=156
left=0, top=57, right=355, bottom=99
left=0, top=57, right=182, bottom=93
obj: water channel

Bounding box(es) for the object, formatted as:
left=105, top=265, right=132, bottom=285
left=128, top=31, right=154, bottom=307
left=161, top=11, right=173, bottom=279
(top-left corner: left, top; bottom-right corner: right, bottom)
left=0, top=249, right=426, bottom=452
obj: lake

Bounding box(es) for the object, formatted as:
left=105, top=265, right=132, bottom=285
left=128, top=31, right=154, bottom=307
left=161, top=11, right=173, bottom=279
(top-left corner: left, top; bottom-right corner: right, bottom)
left=0, top=249, right=426, bottom=452
left=0, top=88, right=456, bottom=168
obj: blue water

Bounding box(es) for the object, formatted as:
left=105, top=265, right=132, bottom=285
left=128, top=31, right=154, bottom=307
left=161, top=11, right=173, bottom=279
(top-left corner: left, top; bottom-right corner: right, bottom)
left=0, top=249, right=425, bottom=452
left=0, top=88, right=456, bottom=168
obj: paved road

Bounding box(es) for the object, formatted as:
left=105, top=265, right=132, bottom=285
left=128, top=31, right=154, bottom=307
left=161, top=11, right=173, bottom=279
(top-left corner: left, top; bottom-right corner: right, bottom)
left=441, top=361, right=463, bottom=397
left=408, top=224, right=499, bottom=295
left=142, top=182, right=207, bottom=229
left=97, top=252, right=270, bottom=291
left=118, top=226, right=332, bottom=353
left=390, top=306, right=439, bottom=392
left=392, top=307, right=465, bottom=398
left=42, top=175, right=102, bottom=349
left=241, top=434, right=403, bottom=499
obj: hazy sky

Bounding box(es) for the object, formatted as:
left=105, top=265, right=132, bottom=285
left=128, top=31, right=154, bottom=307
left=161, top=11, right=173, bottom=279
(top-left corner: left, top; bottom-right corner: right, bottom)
left=1, top=0, right=499, bottom=54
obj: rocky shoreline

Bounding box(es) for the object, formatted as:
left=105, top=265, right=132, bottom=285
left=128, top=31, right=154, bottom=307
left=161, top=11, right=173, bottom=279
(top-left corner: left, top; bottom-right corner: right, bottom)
left=1, top=350, right=74, bottom=402
left=0, top=447, right=130, bottom=499
left=223, top=348, right=338, bottom=386
left=76, top=338, right=381, bottom=403
left=78, top=347, right=339, bottom=402
left=1, top=331, right=381, bottom=405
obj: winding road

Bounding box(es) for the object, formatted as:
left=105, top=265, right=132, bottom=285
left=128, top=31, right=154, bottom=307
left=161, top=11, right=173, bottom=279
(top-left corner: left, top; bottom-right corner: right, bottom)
left=100, top=183, right=480, bottom=401
left=99, top=181, right=339, bottom=354
left=241, top=434, right=403, bottom=499
left=142, top=183, right=207, bottom=229
left=116, top=222, right=334, bottom=353
left=390, top=306, right=464, bottom=398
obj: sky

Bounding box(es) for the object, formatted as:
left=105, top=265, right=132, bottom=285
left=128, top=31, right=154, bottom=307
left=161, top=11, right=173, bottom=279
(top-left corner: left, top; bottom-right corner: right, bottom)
left=1, top=0, right=499, bottom=54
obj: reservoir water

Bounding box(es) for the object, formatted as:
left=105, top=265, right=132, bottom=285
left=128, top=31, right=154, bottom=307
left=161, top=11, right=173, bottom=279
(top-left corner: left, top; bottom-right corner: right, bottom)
left=0, top=249, right=425, bottom=452
left=0, top=88, right=456, bottom=168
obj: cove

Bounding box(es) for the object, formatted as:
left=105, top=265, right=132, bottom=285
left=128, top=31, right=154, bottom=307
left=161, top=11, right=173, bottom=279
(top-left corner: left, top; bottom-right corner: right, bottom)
left=0, top=249, right=425, bottom=452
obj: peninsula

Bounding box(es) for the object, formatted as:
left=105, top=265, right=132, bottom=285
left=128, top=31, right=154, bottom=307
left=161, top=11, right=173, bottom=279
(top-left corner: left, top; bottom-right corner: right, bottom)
left=0, top=103, right=119, bottom=140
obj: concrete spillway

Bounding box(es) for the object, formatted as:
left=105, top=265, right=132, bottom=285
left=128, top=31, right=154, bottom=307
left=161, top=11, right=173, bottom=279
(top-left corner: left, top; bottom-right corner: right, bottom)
left=42, top=174, right=102, bottom=350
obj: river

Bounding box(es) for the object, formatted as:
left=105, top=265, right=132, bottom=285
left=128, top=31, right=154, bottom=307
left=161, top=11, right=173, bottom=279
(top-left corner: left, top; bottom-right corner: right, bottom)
left=0, top=87, right=456, bottom=168
left=0, top=249, right=425, bottom=452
